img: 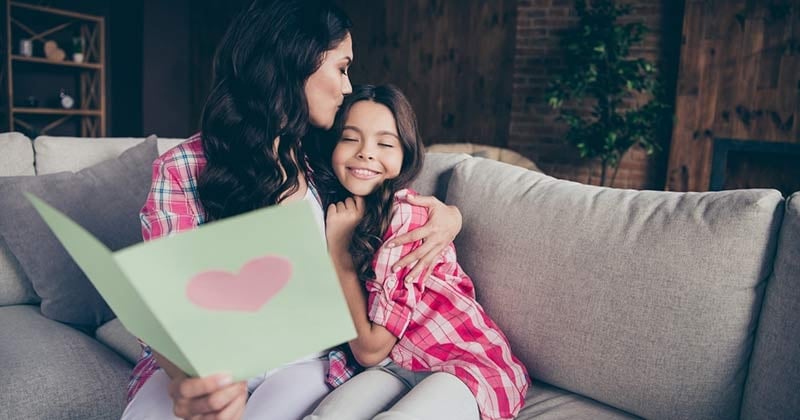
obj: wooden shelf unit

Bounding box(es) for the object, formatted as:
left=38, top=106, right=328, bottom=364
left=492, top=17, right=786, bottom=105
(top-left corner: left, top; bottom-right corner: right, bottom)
left=4, top=1, right=106, bottom=137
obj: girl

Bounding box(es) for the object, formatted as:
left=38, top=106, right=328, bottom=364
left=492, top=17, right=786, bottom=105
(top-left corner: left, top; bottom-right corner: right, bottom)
left=122, top=2, right=462, bottom=419
left=306, top=85, right=530, bottom=420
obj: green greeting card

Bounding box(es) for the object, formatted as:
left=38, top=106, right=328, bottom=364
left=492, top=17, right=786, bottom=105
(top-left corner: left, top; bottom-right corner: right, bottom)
left=27, top=193, right=356, bottom=381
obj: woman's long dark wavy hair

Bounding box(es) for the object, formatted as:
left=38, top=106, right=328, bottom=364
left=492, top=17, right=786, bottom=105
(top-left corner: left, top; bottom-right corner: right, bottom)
left=308, top=85, right=425, bottom=283
left=198, top=0, right=351, bottom=221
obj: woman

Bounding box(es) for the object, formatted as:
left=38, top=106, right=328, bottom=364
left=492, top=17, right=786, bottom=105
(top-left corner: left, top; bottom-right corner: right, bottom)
left=121, top=1, right=461, bottom=419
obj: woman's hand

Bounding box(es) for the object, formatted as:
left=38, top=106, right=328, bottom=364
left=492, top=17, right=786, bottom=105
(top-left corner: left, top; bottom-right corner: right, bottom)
left=167, top=372, right=247, bottom=420
left=326, top=196, right=365, bottom=258
left=386, top=194, right=461, bottom=281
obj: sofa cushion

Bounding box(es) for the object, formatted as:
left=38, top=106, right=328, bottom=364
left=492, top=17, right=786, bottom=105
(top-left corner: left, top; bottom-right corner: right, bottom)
left=0, top=138, right=158, bottom=329
left=410, top=152, right=471, bottom=200
left=0, top=132, right=35, bottom=176
left=518, top=381, right=640, bottom=420
left=33, top=135, right=184, bottom=174
left=0, top=305, right=131, bottom=419
left=446, top=158, right=783, bottom=419
left=96, top=318, right=141, bottom=365
left=741, top=192, right=800, bottom=419
left=0, top=244, right=38, bottom=307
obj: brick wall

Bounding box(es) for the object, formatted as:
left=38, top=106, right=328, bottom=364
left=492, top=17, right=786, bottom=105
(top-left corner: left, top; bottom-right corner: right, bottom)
left=510, top=0, right=683, bottom=189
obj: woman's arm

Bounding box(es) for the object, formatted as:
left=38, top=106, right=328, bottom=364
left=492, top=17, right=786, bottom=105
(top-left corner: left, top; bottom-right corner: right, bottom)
left=385, top=193, right=461, bottom=281
left=154, top=350, right=246, bottom=420
left=141, top=150, right=248, bottom=418
left=327, top=197, right=397, bottom=366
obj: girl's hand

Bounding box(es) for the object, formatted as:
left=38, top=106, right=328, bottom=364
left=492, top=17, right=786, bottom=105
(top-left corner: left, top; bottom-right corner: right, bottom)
left=326, top=196, right=365, bottom=254
left=167, top=372, right=247, bottom=420
left=386, top=194, right=461, bottom=281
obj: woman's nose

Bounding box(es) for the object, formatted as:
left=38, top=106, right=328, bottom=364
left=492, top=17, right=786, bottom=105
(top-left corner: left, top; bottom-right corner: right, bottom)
left=343, top=76, right=353, bottom=95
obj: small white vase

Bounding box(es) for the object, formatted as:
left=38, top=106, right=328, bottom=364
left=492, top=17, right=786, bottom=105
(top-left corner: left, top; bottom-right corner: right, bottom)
left=72, top=53, right=84, bottom=63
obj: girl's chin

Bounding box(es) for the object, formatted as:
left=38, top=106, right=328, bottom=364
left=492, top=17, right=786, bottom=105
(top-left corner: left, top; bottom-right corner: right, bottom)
left=343, top=183, right=379, bottom=197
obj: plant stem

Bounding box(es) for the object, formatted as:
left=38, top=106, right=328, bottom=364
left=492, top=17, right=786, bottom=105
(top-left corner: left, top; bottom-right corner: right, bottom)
left=610, top=161, right=621, bottom=188
left=600, top=159, right=608, bottom=186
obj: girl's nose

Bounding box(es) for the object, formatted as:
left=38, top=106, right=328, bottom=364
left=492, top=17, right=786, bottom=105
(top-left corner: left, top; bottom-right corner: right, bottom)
left=357, top=151, right=374, bottom=160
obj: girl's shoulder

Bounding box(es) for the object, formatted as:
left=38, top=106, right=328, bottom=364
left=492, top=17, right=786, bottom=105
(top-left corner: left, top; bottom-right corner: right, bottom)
left=392, top=188, right=419, bottom=207
left=390, top=188, right=429, bottom=230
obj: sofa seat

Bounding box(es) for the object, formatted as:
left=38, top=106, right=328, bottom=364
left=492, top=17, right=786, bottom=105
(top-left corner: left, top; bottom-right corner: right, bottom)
left=0, top=305, right=132, bottom=419
left=518, top=381, right=640, bottom=419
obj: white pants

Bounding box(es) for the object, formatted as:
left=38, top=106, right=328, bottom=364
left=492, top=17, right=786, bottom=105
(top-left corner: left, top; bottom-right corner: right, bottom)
left=304, top=363, right=479, bottom=420
left=122, top=359, right=330, bottom=420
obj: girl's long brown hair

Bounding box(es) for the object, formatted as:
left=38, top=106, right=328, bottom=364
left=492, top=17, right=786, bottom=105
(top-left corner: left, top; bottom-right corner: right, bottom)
left=307, top=84, right=425, bottom=282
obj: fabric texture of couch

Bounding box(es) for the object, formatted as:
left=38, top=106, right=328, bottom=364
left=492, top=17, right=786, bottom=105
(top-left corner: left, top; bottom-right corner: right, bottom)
left=0, top=132, right=797, bottom=419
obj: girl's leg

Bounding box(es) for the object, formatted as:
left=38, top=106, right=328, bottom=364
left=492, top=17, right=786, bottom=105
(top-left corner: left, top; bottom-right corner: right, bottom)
left=120, top=369, right=179, bottom=419
left=304, top=369, right=410, bottom=420
left=374, top=372, right=479, bottom=420
left=243, top=358, right=331, bottom=420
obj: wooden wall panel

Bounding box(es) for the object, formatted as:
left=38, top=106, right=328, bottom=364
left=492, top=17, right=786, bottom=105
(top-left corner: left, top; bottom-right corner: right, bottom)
left=667, top=0, right=800, bottom=191
left=338, top=0, right=517, bottom=146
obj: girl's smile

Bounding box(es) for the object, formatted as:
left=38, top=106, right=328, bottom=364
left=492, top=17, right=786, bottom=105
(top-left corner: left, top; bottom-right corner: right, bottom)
left=347, top=167, right=381, bottom=179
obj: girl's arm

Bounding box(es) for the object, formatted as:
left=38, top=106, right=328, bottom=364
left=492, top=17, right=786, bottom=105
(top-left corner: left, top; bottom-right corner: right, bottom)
left=327, top=197, right=397, bottom=366
left=385, top=194, right=461, bottom=281
left=329, top=244, right=398, bottom=366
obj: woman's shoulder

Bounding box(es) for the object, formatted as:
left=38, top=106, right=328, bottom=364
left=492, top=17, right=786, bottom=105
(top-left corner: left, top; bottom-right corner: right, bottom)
left=152, top=133, right=206, bottom=177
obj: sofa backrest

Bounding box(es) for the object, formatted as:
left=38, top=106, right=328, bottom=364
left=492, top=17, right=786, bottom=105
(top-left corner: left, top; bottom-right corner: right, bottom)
left=0, top=132, right=35, bottom=177
left=741, top=192, right=800, bottom=419
left=409, top=152, right=472, bottom=200
left=33, top=135, right=184, bottom=174
left=445, top=157, right=784, bottom=419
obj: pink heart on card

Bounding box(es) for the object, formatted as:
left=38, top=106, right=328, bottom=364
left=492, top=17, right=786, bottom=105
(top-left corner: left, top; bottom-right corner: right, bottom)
left=186, top=256, right=292, bottom=312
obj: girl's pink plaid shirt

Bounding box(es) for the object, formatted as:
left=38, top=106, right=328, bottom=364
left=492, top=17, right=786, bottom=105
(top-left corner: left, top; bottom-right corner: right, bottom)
left=126, top=134, right=359, bottom=401
left=327, top=189, right=530, bottom=420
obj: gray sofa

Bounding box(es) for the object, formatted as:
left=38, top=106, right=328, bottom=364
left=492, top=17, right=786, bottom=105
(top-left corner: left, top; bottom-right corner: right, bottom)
left=1, top=132, right=798, bottom=419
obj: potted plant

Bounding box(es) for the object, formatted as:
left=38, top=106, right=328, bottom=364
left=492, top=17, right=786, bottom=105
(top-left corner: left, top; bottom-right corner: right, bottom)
left=72, top=35, right=85, bottom=63
left=546, top=0, right=671, bottom=186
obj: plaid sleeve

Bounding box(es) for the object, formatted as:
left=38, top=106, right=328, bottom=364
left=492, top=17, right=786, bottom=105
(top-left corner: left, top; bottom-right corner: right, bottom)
left=366, top=193, right=428, bottom=339
left=140, top=156, right=200, bottom=240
